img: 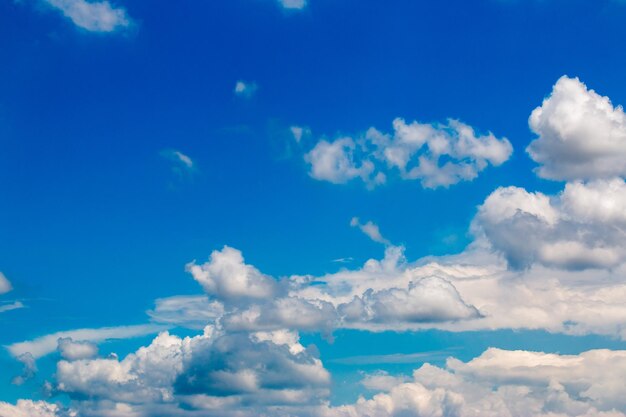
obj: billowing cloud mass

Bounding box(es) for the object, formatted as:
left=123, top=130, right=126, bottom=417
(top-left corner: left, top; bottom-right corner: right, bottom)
left=474, top=178, right=626, bottom=270
left=528, top=76, right=626, bottom=181
left=44, top=0, right=131, bottom=32
left=53, top=327, right=330, bottom=416
left=320, top=348, right=626, bottom=417
left=305, top=118, right=513, bottom=189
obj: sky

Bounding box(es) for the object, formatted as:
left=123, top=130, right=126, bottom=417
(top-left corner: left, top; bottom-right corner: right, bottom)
left=2, top=0, right=626, bottom=416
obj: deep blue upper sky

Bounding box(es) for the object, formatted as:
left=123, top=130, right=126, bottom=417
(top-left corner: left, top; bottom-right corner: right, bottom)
left=3, top=0, right=626, bottom=414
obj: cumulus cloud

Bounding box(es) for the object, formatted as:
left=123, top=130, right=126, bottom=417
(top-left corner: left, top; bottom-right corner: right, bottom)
left=318, top=348, right=626, bottom=417
left=528, top=76, right=626, bottom=181
left=57, top=338, right=98, bottom=361
left=7, top=324, right=167, bottom=359
left=234, top=81, right=258, bottom=98
left=43, top=0, right=131, bottom=32
left=290, top=125, right=311, bottom=143
left=54, top=327, right=330, bottom=415
left=474, top=178, right=626, bottom=270
left=0, top=400, right=69, bottom=417
left=186, top=246, right=278, bottom=302
left=304, top=118, right=512, bottom=189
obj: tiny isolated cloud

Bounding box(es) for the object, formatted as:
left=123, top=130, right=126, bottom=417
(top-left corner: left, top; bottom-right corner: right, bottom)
left=290, top=125, right=311, bottom=143
left=234, top=80, right=258, bottom=98
left=43, top=0, right=132, bottom=33
left=350, top=217, right=391, bottom=246
left=277, top=0, right=308, bottom=10
left=161, top=149, right=196, bottom=178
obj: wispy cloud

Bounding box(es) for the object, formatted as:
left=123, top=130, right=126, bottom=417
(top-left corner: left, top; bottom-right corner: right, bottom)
left=277, top=0, right=307, bottom=10
left=6, top=324, right=167, bottom=359
left=350, top=217, right=391, bottom=245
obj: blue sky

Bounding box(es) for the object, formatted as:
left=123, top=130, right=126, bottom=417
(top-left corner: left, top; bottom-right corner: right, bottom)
left=3, top=0, right=626, bottom=416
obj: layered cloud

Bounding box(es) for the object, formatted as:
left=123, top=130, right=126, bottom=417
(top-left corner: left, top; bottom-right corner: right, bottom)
left=43, top=0, right=132, bottom=32
left=528, top=76, right=626, bottom=181
left=304, top=118, right=513, bottom=189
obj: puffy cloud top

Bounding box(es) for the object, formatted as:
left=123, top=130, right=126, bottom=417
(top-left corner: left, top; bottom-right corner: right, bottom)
left=528, top=76, right=626, bottom=181
left=305, top=117, right=512, bottom=189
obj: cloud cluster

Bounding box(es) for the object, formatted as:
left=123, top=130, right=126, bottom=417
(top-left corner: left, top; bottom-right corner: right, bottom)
left=0, top=400, right=70, bottom=417
left=305, top=118, right=512, bottom=189
left=528, top=76, right=626, bottom=181
left=44, top=0, right=131, bottom=32
left=320, top=348, right=626, bottom=417
left=52, top=327, right=329, bottom=416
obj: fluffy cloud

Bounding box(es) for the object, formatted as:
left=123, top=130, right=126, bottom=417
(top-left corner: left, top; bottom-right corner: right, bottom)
left=186, top=246, right=277, bottom=302
left=58, top=338, right=99, bottom=360
left=44, top=0, right=131, bottom=32
left=528, top=76, right=626, bottom=181
left=319, top=348, right=626, bottom=417
left=474, top=178, right=626, bottom=270
left=0, top=400, right=70, bottom=417
left=304, top=118, right=512, bottom=189
left=12, top=353, right=37, bottom=386
left=54, top=327, right=330, bottom=415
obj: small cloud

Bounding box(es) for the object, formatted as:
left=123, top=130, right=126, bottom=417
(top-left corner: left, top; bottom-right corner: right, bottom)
left=234, top=80, right=258, bottom=99
left=161, top=149, right=196, bottom=179
left=0, top=301, right=25, bottom=314
left=0, top=272, right=12, bottom=295
left=277, top=0, right=307, bottom=9
left=289, top=125, right=311, bottom=143
left=11, top=353, right=37, bottom=386
left=43, top=0, right=132, bottom=33
left=350, top=217, right=391, bottom=246
left=331, top=257, right=354, bottom=264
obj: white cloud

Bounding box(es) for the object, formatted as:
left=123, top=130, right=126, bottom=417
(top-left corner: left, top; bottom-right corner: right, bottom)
left=54, top=327, right=330, bottom=414
left=318, top=348, right=626, bottom=417
left=234, top=81, right=258, bottom=98
left=290, top=125, right=311, bottom=143
left=12, top=353, right=37, bottom=386
left=0, top=400, right=69, bottom=417
left=0, top=272, right=12, bottom=295
left=474, top=179, right=626, bottom=270
left=6, top=324, right=167, bottom=359
left=57, top=338, right=98, bottom=360
left=0, top=301, right=24, bottom=314
left=44, top=0, right=131, bottom=32
left=147, top=295, right=224, bottom=329
left=186, top=246, right=277, bottom=302
left=528, top=76, right=626, bottom=181
left=278, top=0, right=307, bottom=10
left=350, top=217, right=391, bottom=245
left=304, top=118, right=512, bottom=189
